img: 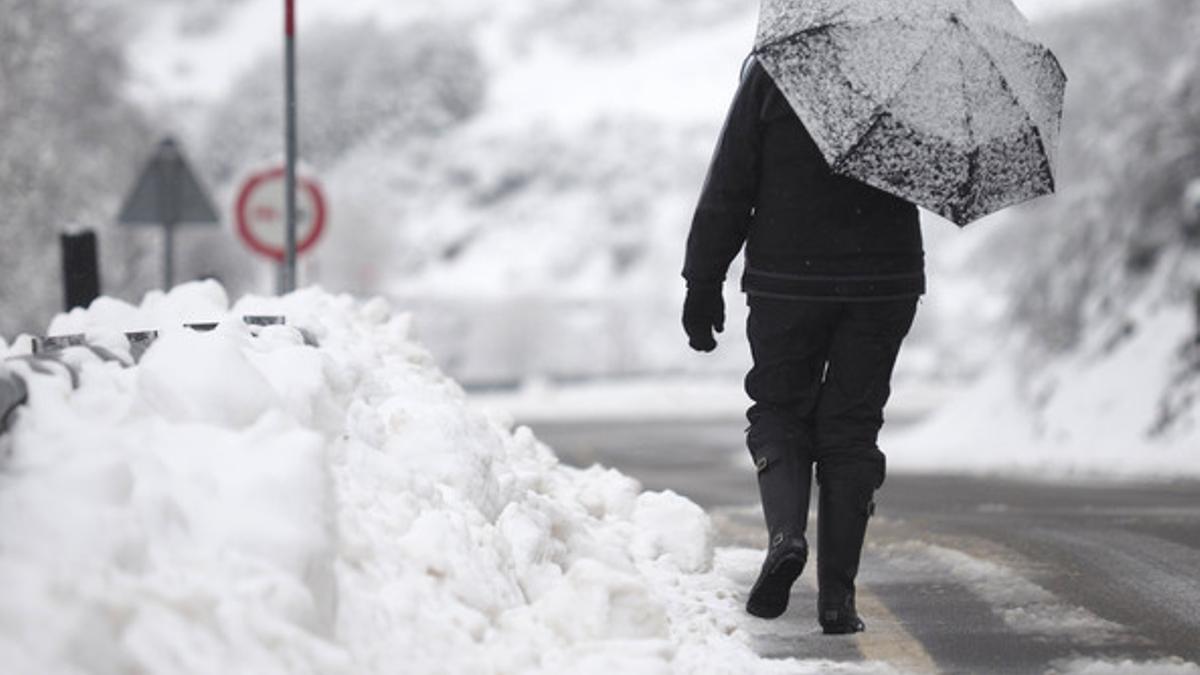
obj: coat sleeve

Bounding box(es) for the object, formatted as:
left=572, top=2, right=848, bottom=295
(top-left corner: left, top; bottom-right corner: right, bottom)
left=682, top=60, right=764, bottom=288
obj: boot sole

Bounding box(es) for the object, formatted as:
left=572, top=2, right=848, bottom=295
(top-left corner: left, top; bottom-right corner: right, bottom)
left=745, top=553, right=806, bottom=619
left=820, top=618, right=866, bottom=635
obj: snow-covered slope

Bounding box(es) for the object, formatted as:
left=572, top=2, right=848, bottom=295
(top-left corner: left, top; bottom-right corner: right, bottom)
left=888, top=302, right=1200, bottom=479
left=0, top=282, right=887, bottom=674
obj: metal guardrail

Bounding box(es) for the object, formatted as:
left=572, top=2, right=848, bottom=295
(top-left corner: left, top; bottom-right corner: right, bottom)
left=0, top=368, right=27, bottom=436
left=1, top=316, right=314, bottom=439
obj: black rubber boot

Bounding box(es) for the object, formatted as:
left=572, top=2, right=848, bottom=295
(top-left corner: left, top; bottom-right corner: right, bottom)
left=746, top=526, right=808, bottom=619
left=745, top=442, right=812, bottom=619
left=817, top=479, right=875, bottom=634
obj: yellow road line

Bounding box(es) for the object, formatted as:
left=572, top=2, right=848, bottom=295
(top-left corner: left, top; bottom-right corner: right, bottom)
left=795, top=573, right=940, bottom=674
left=854, top=585, right=941, bottom=675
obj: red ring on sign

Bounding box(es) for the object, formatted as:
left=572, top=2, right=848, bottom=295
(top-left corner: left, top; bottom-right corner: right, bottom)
left=235, top=167, right=327, bottom=262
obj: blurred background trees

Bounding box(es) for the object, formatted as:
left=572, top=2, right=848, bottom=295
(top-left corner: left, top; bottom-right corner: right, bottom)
left=997, top=0, right=1200, bottom=355
left=187, top=19, right=488, bottom=303
left=200, top=20, right=486, bottom=181
left=0, top=0, right=148, bottom=336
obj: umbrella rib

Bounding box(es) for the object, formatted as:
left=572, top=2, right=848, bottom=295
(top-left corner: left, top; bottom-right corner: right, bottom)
left=956, top=49, right=974, bottom=149
left=754, top=16, right=899, bottom=54
left=969, top=39, right=1056, bottom=188
left=960, top=21, right=1062, bottom=168
left=831, top=114, right=887, bottom=174
left=963, top=20, right=1058, bottom=67
left=958, top=50, right=979, bottom=221
left=757, top=16, right=940, bottom=163
left=754, top=23, right=837, bottom=54
left=831, top=28, right=949, bottom=170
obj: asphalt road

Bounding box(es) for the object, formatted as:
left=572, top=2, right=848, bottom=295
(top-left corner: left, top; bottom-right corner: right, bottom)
left=528, top=417, right=1200, bottom=674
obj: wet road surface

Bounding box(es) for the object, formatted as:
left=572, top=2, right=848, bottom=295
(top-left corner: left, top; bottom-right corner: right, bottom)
left=528, top=417, right=1200, bottom=674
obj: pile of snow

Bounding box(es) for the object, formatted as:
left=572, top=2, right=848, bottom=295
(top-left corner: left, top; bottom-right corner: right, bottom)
left=0, top=282, right=888, bottom=674
left=888, top=300, right=1200, bottom=479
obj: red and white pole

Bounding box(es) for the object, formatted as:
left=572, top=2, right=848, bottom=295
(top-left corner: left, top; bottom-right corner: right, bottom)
left=280, top=0, right=298, bottom=294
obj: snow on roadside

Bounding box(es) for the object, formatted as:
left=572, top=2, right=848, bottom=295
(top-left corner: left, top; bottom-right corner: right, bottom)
left=879, top=542, right=1123, bottom=644
left=1, top=282, right=889, bottom=674
left=469, top=377, right=751, bottom=425
left=878, top=542, right=1200, bottom=674
left=1047, top=658, right=1200, bottom=675
left=886, top=303, right=1200, bottom=480
left=466, top=373, right=948, bottom=426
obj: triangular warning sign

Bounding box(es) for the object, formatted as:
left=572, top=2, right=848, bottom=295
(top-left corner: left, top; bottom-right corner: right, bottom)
left=118, top=137, right=220, bottom=226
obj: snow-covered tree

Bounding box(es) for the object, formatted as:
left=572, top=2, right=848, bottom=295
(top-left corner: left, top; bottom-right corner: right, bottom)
left=200, top=20, right=486, bottom=183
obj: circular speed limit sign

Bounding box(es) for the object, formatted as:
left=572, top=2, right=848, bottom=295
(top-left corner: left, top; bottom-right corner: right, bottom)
left=234, top=167, right=327, bottom=261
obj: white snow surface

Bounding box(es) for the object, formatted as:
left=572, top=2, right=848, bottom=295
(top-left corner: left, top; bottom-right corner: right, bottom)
left=471, top=377, right=752, bottom=425
left=1047, top=659, right=1200, bottom=675
left=1, top=282, right=889, bottom=674
left=880, top=542, right=1123, bottom=643
left=887, top=301, right=1200, bottom=479
left=469, top=374, right=950, bottom=426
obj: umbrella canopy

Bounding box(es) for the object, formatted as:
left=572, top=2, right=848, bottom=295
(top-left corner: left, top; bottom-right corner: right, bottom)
left=754, top=0, right=1067, bottom=226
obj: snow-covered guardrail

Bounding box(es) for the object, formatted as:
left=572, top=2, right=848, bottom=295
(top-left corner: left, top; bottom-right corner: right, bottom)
left=0, top=316, right=313, bottom=439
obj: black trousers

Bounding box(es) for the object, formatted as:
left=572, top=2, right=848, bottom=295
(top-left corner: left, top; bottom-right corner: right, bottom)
left=744, top=296, right=919, bottom=490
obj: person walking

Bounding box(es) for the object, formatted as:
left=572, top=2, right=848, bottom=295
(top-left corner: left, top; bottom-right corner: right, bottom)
left=682, top=55, right=924, bottom=634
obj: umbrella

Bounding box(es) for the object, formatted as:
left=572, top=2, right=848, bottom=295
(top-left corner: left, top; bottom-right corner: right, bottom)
left=754, top=0, right=1067, bottom=226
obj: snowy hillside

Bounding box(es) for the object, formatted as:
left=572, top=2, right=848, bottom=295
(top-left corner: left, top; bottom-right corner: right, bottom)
left=1, top=282, right=894, bottom=674
left=889, top=299, right=1200, bottom=478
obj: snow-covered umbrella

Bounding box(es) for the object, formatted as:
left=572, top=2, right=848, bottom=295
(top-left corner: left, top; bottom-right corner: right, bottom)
left=754, top=0, right=1067, bottom=226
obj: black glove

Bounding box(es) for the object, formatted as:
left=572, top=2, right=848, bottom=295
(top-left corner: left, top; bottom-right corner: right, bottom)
left=683, top=285, right=725, bottom=353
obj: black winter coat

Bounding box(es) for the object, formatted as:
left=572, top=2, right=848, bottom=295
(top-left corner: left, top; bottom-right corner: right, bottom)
left=683, top=58, right=925, bottom=300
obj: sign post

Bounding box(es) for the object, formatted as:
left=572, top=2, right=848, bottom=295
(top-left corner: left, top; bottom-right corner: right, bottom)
left=61, top=230, right=101, bottom=311
left=117, top=137, right=220, bottom=289
left=283, top=0, right=299, bottom=295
